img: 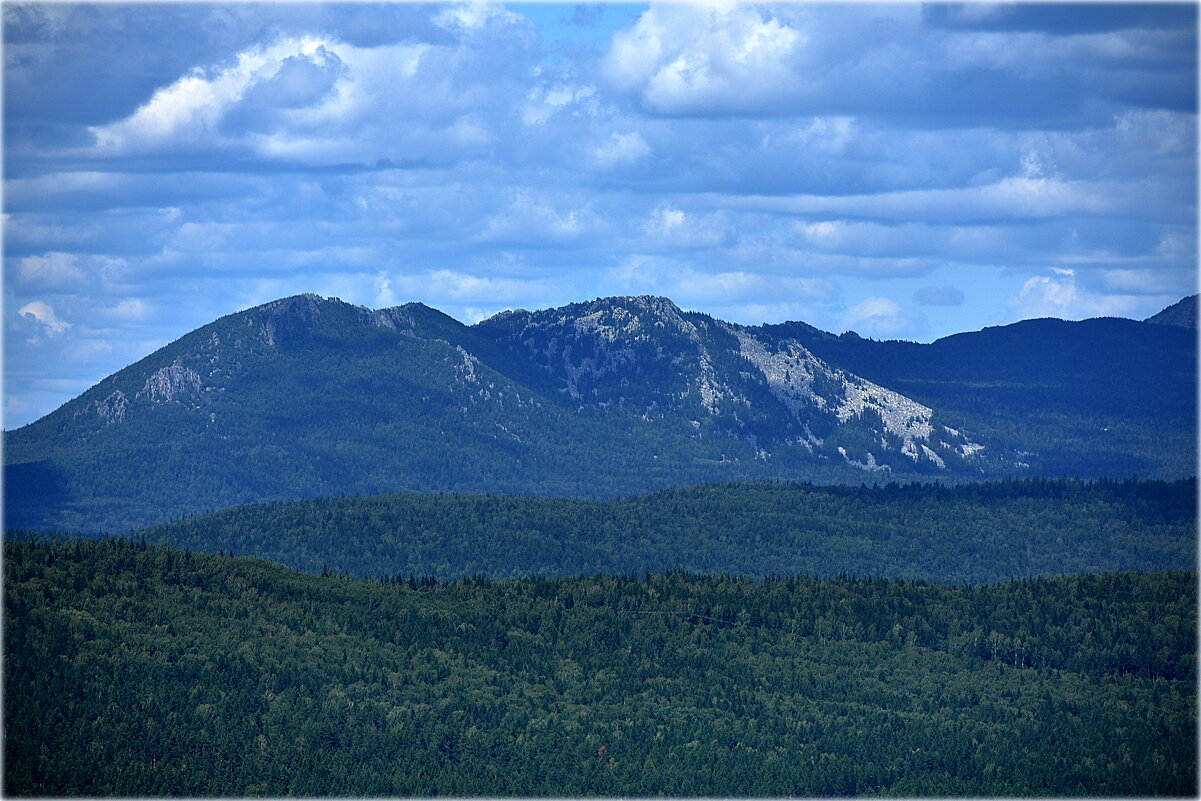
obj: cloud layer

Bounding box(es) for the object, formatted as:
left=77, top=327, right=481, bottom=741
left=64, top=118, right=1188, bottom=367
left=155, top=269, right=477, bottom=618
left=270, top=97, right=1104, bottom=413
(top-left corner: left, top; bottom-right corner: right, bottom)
left=4, top=2, right=1196, bottom=427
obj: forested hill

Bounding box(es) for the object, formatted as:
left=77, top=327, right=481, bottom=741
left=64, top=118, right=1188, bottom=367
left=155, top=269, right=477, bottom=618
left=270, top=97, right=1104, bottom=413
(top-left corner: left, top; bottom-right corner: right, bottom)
left=106, top=478, right=1198, bottom=584
left=5, top=540, right=1195, bottom=796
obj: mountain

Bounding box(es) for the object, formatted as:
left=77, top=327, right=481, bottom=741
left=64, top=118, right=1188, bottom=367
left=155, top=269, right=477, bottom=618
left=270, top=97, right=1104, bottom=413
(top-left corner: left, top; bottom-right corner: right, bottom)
left=5, top=293, right=1195, bottom=534
left=1145, top=294, right=1198, bottom=328
left=4, top=294, right=985, bottom=533
left=473, top=296, right=981, bottom=469
left=774, top=313, right=1197, bottom=477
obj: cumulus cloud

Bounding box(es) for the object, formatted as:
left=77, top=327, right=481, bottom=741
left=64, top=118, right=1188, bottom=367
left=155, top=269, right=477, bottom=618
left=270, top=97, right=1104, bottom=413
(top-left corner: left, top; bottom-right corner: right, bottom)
left=83, top=9, right=534, bottom=169
left=18, top=300, right=71, bottom=336
left=841, top=297, right=927, bottom=340
left=589, top=131, right=651, bottom=168
left=1009, top=268, right=1152, bottom=320
left=604, top=4, right=804, bottom=115
left=602, top=3, right=1195, bottom=125
left=641, top=205, right=729, bottom=249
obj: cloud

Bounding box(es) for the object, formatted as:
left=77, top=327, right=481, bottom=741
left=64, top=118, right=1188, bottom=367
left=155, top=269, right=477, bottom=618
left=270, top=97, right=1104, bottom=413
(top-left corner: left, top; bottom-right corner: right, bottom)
left=611, top=255, right=841, bottom=308
left=842, top=297, right=927, bottom=339
left=480, top=192, right=603, bottom=244
left=101, top=298, right=153, bottom=322
left=81, top=10, right=534, bottom=169
left=640, top=205, right=729, bottom=249
left=1097, top=268, right=1195, bottom=296
left=13, top=252, right=87, bottom=290
left=18, top=300, right=71, bottom=336
left=600, top=3, right=1195, bottom=127
left=729, top=176, right=1118, bottom=224
left=589, top=131, right=651, bottom=168
left=605, top=4, right=804, bottom=115
left=1009, top=269, right=1155, bottom=320
left=913, top=286, right=965, bottom=307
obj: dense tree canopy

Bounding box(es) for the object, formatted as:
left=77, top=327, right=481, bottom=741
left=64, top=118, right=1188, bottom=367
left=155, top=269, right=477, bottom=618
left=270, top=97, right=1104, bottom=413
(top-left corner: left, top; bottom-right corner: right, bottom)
left=5, top=539, right=1195, bottom=796
left=106, top=478, right=1198, bottom=584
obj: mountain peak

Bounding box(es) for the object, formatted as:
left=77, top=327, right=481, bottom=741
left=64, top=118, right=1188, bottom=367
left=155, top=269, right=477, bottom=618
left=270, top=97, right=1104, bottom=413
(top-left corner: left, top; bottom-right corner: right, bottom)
left=1145, top=295, right=1197, bottom=329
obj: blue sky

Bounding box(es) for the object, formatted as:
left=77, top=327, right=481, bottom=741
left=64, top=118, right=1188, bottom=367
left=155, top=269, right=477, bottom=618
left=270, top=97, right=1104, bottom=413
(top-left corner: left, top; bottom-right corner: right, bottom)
left=4, top=2, right=1197, bottom=428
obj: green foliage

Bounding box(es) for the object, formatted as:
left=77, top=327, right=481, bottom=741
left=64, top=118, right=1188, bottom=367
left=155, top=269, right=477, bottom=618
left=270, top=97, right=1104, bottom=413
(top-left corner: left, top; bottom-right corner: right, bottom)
left=5, top=540, right=1195, bottom=796
left=100, top=478, right=1198, bottom=584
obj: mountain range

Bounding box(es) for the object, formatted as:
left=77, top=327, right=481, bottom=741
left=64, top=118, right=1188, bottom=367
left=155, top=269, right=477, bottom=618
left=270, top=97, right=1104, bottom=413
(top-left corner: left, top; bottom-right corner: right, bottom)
left=5, top=293, right=1196, bottom=534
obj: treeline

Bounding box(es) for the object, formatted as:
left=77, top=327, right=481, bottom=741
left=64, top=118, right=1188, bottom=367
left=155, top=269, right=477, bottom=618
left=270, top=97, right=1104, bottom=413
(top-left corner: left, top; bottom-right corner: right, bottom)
left=95, top=478, right=1201, bottom=584
left=5, top=539, right=1195, bottom=796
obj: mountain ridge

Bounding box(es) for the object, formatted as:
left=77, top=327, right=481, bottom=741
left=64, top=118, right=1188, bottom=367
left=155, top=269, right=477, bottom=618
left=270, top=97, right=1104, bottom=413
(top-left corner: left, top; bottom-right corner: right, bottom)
left=5, top=292, right=1195, bottom=534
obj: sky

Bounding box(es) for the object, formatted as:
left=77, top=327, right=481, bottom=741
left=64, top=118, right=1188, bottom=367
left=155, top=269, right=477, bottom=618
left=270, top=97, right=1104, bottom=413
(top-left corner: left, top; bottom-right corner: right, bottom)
left=3, top=2, right=1197, bottom=429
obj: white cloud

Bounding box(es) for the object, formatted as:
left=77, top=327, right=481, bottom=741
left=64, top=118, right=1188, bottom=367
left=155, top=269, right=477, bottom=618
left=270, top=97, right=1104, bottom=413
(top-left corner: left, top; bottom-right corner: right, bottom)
left=390, top=269, right=554, bottom=304
left=1010, top=269, right=1151, bottom=320
left=522, top=83, right=596, bottom=126
left=641, top=205, right=728, bottom=248
left=1013, top=271, right=1080, bottom=318
left=1115, top=110, right=1194, bottom=158
left=18, top=300, right=71, bottom=336
left=842, top=297, right=926, bottom=339
left=434, top=3, right=521, bottom=32
left=605, top=4, right=804, bottom=115
left=480, top=192, right=601, bottom=243
left=590, top=131, right=651, bottom=168
left=1098, top=268, right=1194, bottom=296
left=612, top=255, right=840, bottom=307
left=64, top=339, right=115, bottom=363
left=103, top=299, right=153, bottom=322
left=14, top=252, right=87, bottom=290
left=85, top=28, right=518, bottom=167
left=714, top=301, right=829, bottom=326
left=89, top=41, right=292, bottom=153
left=733, top=176, right=1117, bottom=223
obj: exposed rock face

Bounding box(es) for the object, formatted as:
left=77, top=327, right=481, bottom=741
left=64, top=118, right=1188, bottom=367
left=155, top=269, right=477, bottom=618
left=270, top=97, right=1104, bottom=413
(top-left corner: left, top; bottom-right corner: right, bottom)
left=74, top=390, right=129, bottom=426
left=138, top=365, right=202, bottom=404
left=259, top=294, right=327, bottom=347
left=732, top=329, right=978, bottom=464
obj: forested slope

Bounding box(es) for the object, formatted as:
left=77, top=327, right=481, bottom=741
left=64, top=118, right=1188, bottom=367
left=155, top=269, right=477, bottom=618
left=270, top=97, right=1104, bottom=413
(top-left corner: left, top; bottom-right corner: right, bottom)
left=4, top=540, right=1194, bottom=796
left=119, top=478, right=1198, bottom=584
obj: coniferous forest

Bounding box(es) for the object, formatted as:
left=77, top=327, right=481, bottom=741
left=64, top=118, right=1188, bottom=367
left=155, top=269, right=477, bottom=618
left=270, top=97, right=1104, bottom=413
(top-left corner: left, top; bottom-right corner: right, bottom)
left=121, top=478, right=1196, bottom=583
left=4, top=539, right=1195, bottom=797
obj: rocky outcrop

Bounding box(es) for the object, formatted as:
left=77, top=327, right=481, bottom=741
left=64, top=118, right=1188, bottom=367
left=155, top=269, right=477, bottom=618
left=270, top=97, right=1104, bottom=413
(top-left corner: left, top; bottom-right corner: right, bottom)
left=74, top=390, right=129, bottom=426
left=138, top=365, right=202, bottom=404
